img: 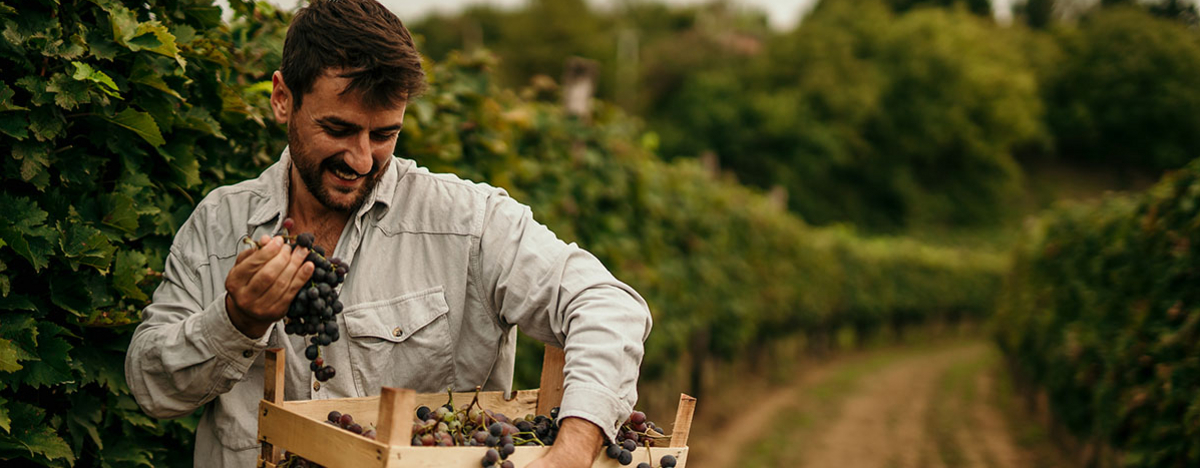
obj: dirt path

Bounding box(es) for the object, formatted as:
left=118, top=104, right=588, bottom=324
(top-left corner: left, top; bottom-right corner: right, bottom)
left=686, top=339, right=1073, bottom=468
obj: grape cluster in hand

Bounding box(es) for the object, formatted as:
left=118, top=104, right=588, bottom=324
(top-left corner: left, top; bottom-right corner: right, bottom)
left=275, top=218, right=349, bottom=382
left=604, top=410, right=673, bottom=467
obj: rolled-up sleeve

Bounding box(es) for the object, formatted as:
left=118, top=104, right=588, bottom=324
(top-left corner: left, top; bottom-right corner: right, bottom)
left=124, top=234, right=273, bottom=419
left=477, top=193, right=652, bottom=441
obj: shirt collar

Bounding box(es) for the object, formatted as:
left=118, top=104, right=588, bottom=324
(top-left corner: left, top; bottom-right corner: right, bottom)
left=245, top=147, right=408, bottom=231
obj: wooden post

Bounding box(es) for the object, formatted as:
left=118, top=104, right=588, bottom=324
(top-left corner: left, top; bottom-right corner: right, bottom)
left=376, top=387, right=417, bottom=448
left=261, top=349, right=286, bottom=463
left=669, top=394, right=697, bottom=448
left=536, top=345, right=566, bottom=416
left=562, top=57, right=598, bottom=122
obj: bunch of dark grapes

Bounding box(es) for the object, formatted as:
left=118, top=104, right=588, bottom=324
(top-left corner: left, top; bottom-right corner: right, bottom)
left=603, top=410, right=672, bottom=466
left=273, top=218, right=349, bottom=382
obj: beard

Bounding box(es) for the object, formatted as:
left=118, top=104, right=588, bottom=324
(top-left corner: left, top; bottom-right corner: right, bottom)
left=288, top=123, right=388, bottom=213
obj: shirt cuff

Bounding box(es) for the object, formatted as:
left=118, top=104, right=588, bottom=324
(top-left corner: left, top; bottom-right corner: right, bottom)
left=197, top=291, right=274, bottom=366
left=556, top=382, right=632, bottom=442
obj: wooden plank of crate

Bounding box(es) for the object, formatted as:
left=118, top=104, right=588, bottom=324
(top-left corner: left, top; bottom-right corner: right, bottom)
left=669, top=394, right=697, bottom=448
left=261, top=348, right=286, bottom=464
left=536, top=345, right=566, bottom=416
left=259, top=399, right=391, bottom=468
left=377, top=387, right=416, bottom=447
left=281, top=389, right=543, bottom=427
left=385, top=445, right=688, bottom=467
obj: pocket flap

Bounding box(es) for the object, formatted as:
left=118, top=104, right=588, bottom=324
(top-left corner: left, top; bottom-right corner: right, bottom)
left=342, top=287, right=450, bottom=343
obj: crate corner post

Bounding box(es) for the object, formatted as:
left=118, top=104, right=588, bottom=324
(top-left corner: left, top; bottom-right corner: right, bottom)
left=260, top=348, right=286, bottom=464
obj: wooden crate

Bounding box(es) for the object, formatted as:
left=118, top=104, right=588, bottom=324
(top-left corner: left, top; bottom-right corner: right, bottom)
left=256, top=346, right=694, bottom=468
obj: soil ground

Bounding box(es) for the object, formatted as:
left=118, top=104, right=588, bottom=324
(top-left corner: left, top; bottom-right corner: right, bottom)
left=684, top=338, right=1075, bottom=468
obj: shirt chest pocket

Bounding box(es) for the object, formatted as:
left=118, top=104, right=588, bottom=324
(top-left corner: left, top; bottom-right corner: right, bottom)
left=341, top=286, right=455, bottom=395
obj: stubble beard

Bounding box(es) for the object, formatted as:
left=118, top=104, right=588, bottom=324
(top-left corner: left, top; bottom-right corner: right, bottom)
left=288, top=123, right=388, bottom=213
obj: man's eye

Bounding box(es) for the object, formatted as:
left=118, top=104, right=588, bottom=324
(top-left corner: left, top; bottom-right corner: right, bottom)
left=326, top=128, right=353, bottom=137
left=371, top=131, right=398, bottom=141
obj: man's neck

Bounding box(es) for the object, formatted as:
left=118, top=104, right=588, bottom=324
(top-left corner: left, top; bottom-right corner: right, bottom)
left=287, top=167, right=351, bottom=255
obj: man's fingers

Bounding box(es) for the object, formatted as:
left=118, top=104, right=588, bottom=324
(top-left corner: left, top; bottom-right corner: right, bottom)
left=245, top=242, right=294, bottom=296
left=262, top=247, right=311, bottom=306
left=240, top=236, right=286, bottom=271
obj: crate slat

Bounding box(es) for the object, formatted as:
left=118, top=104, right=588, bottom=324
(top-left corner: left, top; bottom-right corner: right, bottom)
left=259, top=399, right=391, bottom=468
left=379, top=446, right=687, bottom=468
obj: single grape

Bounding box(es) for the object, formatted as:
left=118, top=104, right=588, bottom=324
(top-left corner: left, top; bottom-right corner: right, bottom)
left=630, top=411, right=646, bottom=425
left=348, top=423, right=363, bottom=435
left=282, top=218, right=295, bottom=231
left=618, top=449, right=633, bottom=465
left=606, top=444, right=623, bottom=459
left=500, top=461, right=514, bottom=468
left=328, top=411, right=341, bottom=423
left=622, top=439, right=636, bottom=452
left=305, top=345, right=318, bottom=360
left=484, top=448, right=500, bottom=463
left=489, top=422, right=503, bottom=437
left=660, top=455, right=677, bottom=468
left=339, top=413, right=354, bottom=427
left=637, top=464, right=651, bottom=468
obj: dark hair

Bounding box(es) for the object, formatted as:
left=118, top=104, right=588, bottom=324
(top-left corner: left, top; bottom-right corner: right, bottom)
left=280, top=0, right=426, bottom=110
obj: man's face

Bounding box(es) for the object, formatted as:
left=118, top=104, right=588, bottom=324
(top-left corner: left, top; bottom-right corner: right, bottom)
left=274, top=70, right=407, bottom=213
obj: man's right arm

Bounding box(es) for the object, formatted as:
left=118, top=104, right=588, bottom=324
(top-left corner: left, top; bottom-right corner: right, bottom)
left=124, top=234, right=312, bottom=419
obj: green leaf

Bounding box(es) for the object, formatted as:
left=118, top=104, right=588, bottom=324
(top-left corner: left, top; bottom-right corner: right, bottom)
left=0, top=401, right=74, bottom=464
left=157, top=140, right=201, bottom=188
left=45, top=72, right=94, bottom=110
left=28, top=106, right=64, bottom=142
left=0, top=295, right=35, bottom=312
left=84, top=25, right=120, bottom=60
left=70, top=61, right=119, bottom=97
left=104, top=108, right=165, bottom=147
left=113, top=250, right=148, bottom=301
left=13, top=322, right=74, bottom=388
left=0, top=194, right=55, bottom=271
left=109, top=5, right=185, bottom=67
left=179, top=105, right=225, bottom=139
left=66, top=394, right=103, bottom=451
left=0, top=339, right=24, bottom=373
left=129, top=58, right=181, bottom=100
left=0, top=396, right=10, bottom=433
left=0, top=112, right=28, bottom=140
left=58, top=222, right=116, bottom=272
left=100, top=193, right=139, bottom=234
left=12, top=140, right=52, bottom=190
left=0, top=82, right=27, bottom=111
left=15, top=75, right=52, bottom=106
left=50, top=274, right=92, bottom=317
left=74, top=350, right=127, bottom=395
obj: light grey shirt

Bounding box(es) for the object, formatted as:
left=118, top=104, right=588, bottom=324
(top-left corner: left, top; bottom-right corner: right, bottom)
left=124, top=149, right=652, bottom=467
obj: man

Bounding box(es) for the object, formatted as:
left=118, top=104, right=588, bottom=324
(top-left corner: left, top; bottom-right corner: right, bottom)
left=123, top=0, right=652, bottom=466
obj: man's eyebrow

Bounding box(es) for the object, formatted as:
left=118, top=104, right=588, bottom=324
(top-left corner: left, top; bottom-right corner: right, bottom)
left=314, top=116, right=402, bottom=132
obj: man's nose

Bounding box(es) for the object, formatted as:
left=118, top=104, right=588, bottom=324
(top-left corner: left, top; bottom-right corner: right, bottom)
left=345, top=132, right=373, bottom=174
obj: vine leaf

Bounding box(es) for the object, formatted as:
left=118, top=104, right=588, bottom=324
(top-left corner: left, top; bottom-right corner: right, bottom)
left=104, top=108, right=165, bottom=147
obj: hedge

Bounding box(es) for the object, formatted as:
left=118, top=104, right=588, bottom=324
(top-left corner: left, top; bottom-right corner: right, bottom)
left=0, top=0, right=1004, bottom=465
left=994, top=160, right=1200, bottom=466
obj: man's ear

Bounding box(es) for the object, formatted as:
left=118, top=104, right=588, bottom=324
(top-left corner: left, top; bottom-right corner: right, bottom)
left=271, top=71, right=293, bottom=124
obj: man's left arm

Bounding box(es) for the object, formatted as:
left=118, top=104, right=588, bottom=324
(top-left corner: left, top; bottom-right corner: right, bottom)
left=476, top=193, right=653, bottom=467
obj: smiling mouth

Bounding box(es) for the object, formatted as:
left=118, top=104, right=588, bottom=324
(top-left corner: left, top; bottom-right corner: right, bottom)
left=330, top=166, right=362, bottom=181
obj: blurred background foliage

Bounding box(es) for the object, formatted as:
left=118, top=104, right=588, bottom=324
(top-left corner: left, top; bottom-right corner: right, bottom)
left=1, top=0, right=1199, bottom=465
left=413, top=0, right=1200, bottom=232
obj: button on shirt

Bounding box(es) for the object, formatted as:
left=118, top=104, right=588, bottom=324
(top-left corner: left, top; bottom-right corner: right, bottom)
left=124, top=149, right=652, bottom=467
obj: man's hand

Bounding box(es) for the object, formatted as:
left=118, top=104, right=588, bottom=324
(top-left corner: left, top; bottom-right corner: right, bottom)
left=225, top=235, right=314, bottom=338
left=527, top=417, right=604, bottom=468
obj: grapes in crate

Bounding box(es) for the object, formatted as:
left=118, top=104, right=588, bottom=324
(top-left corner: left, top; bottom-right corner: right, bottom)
left=276, top=391, right=676, bottom=467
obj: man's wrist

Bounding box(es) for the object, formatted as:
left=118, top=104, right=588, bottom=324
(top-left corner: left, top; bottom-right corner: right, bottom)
left=225, top=293, right=271, bottom=339
left=548, top=417, right=604, bottom=466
